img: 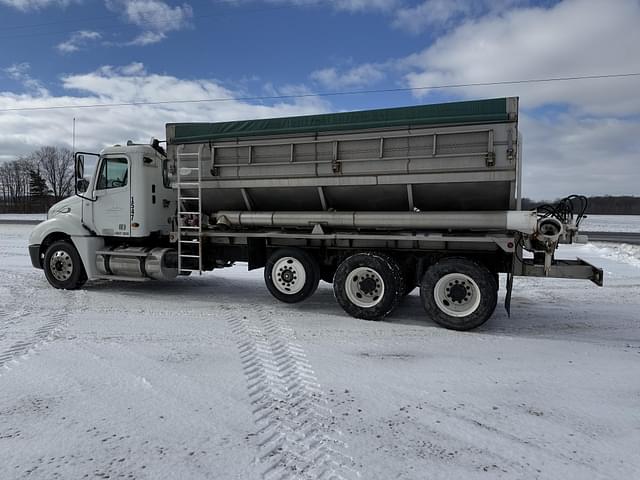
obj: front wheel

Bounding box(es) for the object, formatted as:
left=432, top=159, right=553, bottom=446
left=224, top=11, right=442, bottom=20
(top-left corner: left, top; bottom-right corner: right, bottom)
left=43, top=240, right=87, bottom=290
left=333, top=253, right=404, bottom=321
left=420, top=257, right=497, bottom=331
left=264, top=248, right=320, bottom=303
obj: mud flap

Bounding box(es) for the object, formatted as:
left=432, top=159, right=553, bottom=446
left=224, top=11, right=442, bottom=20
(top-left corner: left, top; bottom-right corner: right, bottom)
left=505, top=236, right=519, bottom=317
left=505, top=272, right=514, bottom=317
left=247, top=237, right=267, bottom=271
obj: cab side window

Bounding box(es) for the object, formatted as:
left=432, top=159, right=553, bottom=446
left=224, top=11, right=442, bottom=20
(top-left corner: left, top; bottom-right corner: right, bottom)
left=96, top=157, right=128, bottom=190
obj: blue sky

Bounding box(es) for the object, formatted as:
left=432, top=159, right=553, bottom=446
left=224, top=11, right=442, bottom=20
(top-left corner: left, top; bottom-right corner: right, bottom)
left=1, top=0, right=639, bottom=199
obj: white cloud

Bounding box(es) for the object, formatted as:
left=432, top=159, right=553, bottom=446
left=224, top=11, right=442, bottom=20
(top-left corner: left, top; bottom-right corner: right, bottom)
left=303, top=0, right=640, bottom=197
left=0, top=0, right=79, bottom=10
left=127, top=31, right=166, bottom=46
left=113, top=0, right=192, bottom=30
left=395, top=0, right=640, bottom=198
left=56, top=30, right=101, bottom=53
left=3, top=63, right=48, bottom=95
left=393, top=0, right=473, bottom=33
left=231, top=0, right=398, bottom=13
left=5, top=63, right=31, bottom=81
left=310, top=63, right=386, bottom=89
left=403, top=0, right=640, bottom=116
left=120, top=62, right=146, bottom=76
left=393, top=0, right=529, bottom=33
left=319, top=0, right=398, bottom=11
left=520, top=113, right=640, bottom=199
left=105, top=0, right=193, bottom=45
left=0, top=63, right=330, bottom=164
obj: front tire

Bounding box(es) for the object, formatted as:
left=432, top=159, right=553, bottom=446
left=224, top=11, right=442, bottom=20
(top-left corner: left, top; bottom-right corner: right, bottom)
left=420, top=257, right=497, bottom=331
left=43, top=240, right=87, bottom=290
left=333, top=253, right=404, bottom=321
left=264, top=248, right=320, bottom=303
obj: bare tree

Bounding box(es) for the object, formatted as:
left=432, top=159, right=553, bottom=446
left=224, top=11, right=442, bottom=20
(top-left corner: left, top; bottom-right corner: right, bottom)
left=0, top=157, right=36, bottom=212
left=31, top=146, right=74, bottom=201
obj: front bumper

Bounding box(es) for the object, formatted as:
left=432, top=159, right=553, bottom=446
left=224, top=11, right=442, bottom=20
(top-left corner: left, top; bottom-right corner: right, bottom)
left=29, top=244, right=42, bottom=269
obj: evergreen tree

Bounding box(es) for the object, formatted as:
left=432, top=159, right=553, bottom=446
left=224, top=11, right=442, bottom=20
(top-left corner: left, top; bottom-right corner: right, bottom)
left=29, top=168, right=49, bottom=197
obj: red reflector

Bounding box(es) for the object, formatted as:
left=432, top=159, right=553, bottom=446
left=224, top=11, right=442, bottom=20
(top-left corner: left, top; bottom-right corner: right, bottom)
left=132, top=222, right=140, bottom=228
left=507, top=241, right=514, bottom=248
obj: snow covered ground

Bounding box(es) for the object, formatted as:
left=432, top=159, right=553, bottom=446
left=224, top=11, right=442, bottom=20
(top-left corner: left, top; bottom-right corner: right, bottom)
left=0, top=223, right=639, bottom=480
left=581, top=214, right=640, bottom=233
left=0, top=214, right=47, bottom=222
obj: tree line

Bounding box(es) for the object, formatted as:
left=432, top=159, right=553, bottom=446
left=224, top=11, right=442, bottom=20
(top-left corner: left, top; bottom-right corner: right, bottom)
left=522, top=196, right=640, bottom=215
left=0, top=146, right=74, bottom=213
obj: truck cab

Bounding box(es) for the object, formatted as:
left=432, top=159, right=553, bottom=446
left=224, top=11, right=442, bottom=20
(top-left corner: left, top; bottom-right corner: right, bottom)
left=28, top=142, right=178, bottom=288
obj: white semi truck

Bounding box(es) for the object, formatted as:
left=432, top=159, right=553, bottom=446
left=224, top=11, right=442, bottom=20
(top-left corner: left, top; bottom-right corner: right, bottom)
left=28, top=97, right=602, bottom=330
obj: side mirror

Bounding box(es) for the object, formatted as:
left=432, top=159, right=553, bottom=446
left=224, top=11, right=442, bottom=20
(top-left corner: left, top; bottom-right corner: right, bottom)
left=75, top=154, right=85, bottom=180
left=74, top=151, right=99, bottom=201
left=76, top=178, right=89, bottom=193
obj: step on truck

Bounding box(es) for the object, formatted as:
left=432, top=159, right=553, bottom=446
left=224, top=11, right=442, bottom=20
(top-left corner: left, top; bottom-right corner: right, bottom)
left=28, top=97, right=603, bottom=330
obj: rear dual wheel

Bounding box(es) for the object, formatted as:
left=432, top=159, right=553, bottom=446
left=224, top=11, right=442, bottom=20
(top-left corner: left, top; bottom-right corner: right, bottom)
left=333, top=253, right=405, bottom=321
left=264, top=249, right=497, bottom=331
left=264, top=248, right=320, bottom=303
left=420, top=257, right=497, bottom=331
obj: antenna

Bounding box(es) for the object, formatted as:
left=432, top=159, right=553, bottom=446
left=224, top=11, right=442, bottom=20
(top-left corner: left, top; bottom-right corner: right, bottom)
left=72, top=117, right=76, bottom=154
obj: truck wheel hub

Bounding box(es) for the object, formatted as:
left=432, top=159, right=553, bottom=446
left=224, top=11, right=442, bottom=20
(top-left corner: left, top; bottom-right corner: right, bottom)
left=280, top=269, right=295, bottom=283
left=345, top=267, right=385, bottom=308
left=49, top=250, right=73, bottom=282
left=434, top=273, right=481, bottom=317
left=272, top=256, right=306, bottom=295
left=448, top=283, right=469, bottom=303
left=359, top=277, right=377, bottom=295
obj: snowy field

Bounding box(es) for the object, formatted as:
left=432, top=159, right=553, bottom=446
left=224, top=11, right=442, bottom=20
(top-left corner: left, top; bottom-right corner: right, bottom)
left=0, top=214, right=47, bottom=222
left=0, top=224, right=639, bottom=480
left=581, top=214, right=640, bottom=233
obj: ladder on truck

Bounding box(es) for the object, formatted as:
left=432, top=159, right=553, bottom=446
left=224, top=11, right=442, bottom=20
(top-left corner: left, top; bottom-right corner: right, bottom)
left=176, top=147, right=203, bottom=275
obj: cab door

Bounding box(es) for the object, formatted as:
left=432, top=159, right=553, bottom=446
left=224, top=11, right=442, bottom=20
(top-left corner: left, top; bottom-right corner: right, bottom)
left=92, top=156, right=131, bottom=237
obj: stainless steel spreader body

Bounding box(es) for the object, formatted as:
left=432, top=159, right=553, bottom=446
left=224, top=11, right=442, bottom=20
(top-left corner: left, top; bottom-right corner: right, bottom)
left=166, top=97, right=521, bottom=219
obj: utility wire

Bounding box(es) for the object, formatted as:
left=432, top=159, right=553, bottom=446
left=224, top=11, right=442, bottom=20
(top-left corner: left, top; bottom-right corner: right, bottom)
left=1, top=72, right=639, bottom=113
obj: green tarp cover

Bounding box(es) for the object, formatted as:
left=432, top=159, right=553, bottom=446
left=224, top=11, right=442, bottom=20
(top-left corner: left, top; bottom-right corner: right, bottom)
left=167, top=97, right=512, bottom=144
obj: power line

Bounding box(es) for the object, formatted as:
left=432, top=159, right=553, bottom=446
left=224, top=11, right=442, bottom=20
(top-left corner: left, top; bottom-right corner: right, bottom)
left=2, top=72, right=639, bottom=113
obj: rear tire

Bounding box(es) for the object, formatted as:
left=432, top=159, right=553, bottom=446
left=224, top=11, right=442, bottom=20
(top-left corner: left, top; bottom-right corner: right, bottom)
left=420, top=257, right=497, bottom=331
left=43, top=240, right=87, bottom=290
left=264, top=248, right=320, bottom=303
left=333, top=253, right=404, bottom=321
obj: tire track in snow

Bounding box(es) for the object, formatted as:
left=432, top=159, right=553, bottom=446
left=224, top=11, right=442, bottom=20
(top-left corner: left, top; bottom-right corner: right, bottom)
left=231, top=311, right=360, bottom=480
left=0, top=289, right=79, bottom=372
left=0, top=285, right=36, bottom=343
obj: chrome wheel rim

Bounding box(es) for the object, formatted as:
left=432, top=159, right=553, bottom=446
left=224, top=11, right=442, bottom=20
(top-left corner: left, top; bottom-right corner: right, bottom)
left=272, top=257, right=306, bottom=295
left=434, top=273, right=481, bottom=317
left=49, top=250, right=74, bottom=282
left=345, top=267, right=385, bottom=308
